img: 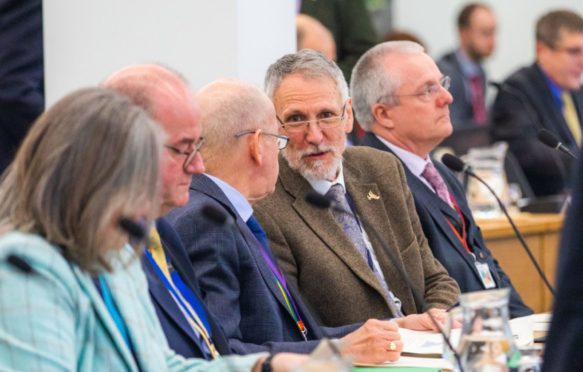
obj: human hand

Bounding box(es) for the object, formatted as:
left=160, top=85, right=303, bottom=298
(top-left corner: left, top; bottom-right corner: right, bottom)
left=252, top=353, right=310, bottom=372
left=395, top=308, right=452, bottom=331
left=340, top=318, right=402, bottom=364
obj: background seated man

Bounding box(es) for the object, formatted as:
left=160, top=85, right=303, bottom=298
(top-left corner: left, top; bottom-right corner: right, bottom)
left=490, top=10, right=583, bottom=197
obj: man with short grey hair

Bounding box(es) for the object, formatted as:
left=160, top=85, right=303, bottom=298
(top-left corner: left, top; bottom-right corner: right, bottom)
left=255, top=49, right=460, bottom=329
left=353, top=41, right=531, bottom=318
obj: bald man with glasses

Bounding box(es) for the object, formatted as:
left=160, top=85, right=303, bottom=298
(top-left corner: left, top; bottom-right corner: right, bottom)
left=354, top=41, right=532, bottom=318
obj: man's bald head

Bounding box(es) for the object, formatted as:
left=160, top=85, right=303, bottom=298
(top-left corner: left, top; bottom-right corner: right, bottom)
left=196, top=79, right=276, bottom=170
left=103, top=64, right=204, bottom=213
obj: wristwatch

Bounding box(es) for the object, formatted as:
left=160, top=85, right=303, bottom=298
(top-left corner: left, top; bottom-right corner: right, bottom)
left=261, top=354, right=275, bottom=372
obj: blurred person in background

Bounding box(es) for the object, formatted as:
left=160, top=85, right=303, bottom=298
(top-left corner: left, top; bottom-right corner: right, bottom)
left=437, top=2, right=496, bottom=128
left=490, top=9, right=583, bottom=197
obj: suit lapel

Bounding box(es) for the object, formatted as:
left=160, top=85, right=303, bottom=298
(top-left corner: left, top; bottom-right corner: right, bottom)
left=72, top=267, right=136, bottom=371
left=190, top=174, right=295, bottom=323
left=365, top=137, right=485, bottom=287
left=278, top=155, right=393, bottom=302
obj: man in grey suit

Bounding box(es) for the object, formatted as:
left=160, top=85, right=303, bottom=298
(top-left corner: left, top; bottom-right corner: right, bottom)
left=254, top=50, right=459, bottom=329
left=437, top=2, right=496, bottom=128
left=352, top=41, right=531, bottom=318
left=167, top=79, right=404, bottom=364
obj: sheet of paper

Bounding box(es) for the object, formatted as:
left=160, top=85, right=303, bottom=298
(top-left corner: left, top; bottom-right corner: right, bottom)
left=355, top=355, right=453, bottom=370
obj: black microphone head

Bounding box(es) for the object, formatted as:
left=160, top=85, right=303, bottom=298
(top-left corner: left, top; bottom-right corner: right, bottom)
left=118, top=218, right=146, bottom=240
left=201, top=205, right=230, bottom=226
left=7, top=254, right=34, bottom=274
left=537, top=129, right=560, bottom=148
left=305, top=191, right=331, bottom=209
left=441, top=153, right=466, bottom=173
left=488, top=81, right=502, bottom=89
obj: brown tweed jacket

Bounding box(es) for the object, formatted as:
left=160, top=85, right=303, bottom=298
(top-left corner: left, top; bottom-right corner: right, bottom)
left=254, top=146, right=460, bottom=327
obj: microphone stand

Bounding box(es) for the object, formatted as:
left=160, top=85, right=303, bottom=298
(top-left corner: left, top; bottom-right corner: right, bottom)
left=450, top=165, right=557, bottom=297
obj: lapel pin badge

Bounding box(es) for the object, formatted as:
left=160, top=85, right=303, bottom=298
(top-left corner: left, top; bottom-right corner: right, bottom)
left=367, top=190, right=380, bottom=200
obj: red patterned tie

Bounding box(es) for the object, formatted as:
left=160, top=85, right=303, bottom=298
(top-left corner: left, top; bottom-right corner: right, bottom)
left=422, top=162, right=451, bottom=205
left=470, top=75, right=487, bottom=124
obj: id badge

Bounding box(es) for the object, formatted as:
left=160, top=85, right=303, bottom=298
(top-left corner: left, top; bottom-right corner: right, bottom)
left=474, top=260, right=496, bottom=289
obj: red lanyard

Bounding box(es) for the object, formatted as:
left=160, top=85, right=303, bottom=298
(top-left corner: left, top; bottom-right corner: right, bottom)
left=444, top=193, right=472, bottom=254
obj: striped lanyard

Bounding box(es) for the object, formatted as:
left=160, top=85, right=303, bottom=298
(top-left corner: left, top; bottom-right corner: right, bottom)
left=258, top=247, right=308, bottom=341
left=146, top=230, right=219, bottom=359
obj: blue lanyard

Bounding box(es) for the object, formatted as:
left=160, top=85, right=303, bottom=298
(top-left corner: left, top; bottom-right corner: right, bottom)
left=144, top=250, right=212, bottom=335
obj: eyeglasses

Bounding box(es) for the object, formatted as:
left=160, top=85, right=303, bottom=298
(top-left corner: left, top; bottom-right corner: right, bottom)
left=552, top=45, right=583, bottom=59
left=164, top=137, right=205, bottom=170
left=277, top=102, right=347, bottom=134
left=380, top=75, right=451, bottom=103
left=234, top=129, right=289, bottom=150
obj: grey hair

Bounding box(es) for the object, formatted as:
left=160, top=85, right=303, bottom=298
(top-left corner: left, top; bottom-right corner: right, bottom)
left=264, top=49, right=348, bottom=102
left=0, top=87, right=164, bottom=274
left=196, top=79, right=275, bottom=170
left=350, top=41, right=425, bottom=131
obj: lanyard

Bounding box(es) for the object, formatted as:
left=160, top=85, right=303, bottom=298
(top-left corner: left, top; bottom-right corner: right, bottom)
left=144, top=249, right=219, bottom=359
left=256, top=241, right=308, bottom=341
left=444, top=193, right=472, bottom=254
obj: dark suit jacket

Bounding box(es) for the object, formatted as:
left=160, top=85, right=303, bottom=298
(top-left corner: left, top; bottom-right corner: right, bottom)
left=360, top=133, right=532, bottom=318
left=141, top=218, right=231, bottom=359
left=437, top=50, right=486, bottom=129
left=543, top=147, right=583, bottom=372
left=491, top=63, right=583, bottom=196
left=0, top=0, right=44, bottom=173
left=166, top=174, right=357, bottom=355
left=254, top=147, right=460, bottom=327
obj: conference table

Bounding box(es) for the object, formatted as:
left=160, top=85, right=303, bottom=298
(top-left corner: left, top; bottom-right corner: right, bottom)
left=476, top=213, right=564, bottom=313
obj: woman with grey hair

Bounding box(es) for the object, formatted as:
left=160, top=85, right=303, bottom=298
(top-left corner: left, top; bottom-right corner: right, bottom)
left=0, top=87, right=299, bottom=371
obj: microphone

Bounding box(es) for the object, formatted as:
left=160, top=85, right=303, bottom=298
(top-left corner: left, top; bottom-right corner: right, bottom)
left=305, top=191, right=464, bottom=372
left=537, top=129, right=578, bottom=160
left=441, top=153, right=556, bottom=297
left=6, top=254, right=35, bottom=275
left=118, top=217, right=147, bottom=240
left=201, top=205, right=234, bottom=226
left=489, top=80, right=570, bottom=184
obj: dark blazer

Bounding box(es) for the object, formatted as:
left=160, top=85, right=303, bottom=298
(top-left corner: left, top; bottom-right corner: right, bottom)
left=491, top=63, right=583, bottom=197
left=0, top=0, right=44, bottom=173
left=543, top=147, right=583, bottom=372
left=166, top=174, right=357, bottom=355
left=437, top=51, right=486, bottom=129
left=360, top=133, right=532, bottom=318
left=141, top=218, right=231, bottom=359
left=255, top=147, right=460, bottom=327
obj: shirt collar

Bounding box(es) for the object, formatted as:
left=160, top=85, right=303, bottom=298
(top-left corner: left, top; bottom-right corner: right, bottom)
left=456, top=49, right=481, bottom=77
left=376, top=135, right=431, bottom=178
left=307, top=166, right=346, bottom=195
left=205, top=174, right=254, bottom=222
left=539, top=64, right=564, bottom=109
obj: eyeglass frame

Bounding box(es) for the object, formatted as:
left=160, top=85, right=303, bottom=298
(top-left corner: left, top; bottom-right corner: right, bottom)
left=163, top=136, right=205, bottom=171
left=276, top=102, right=348, bottom=133
left=549, top=44, right=583, bottom=59
left=377, top=75, right=451, bottom=103
left=234, top=129, right=289, bottom=150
